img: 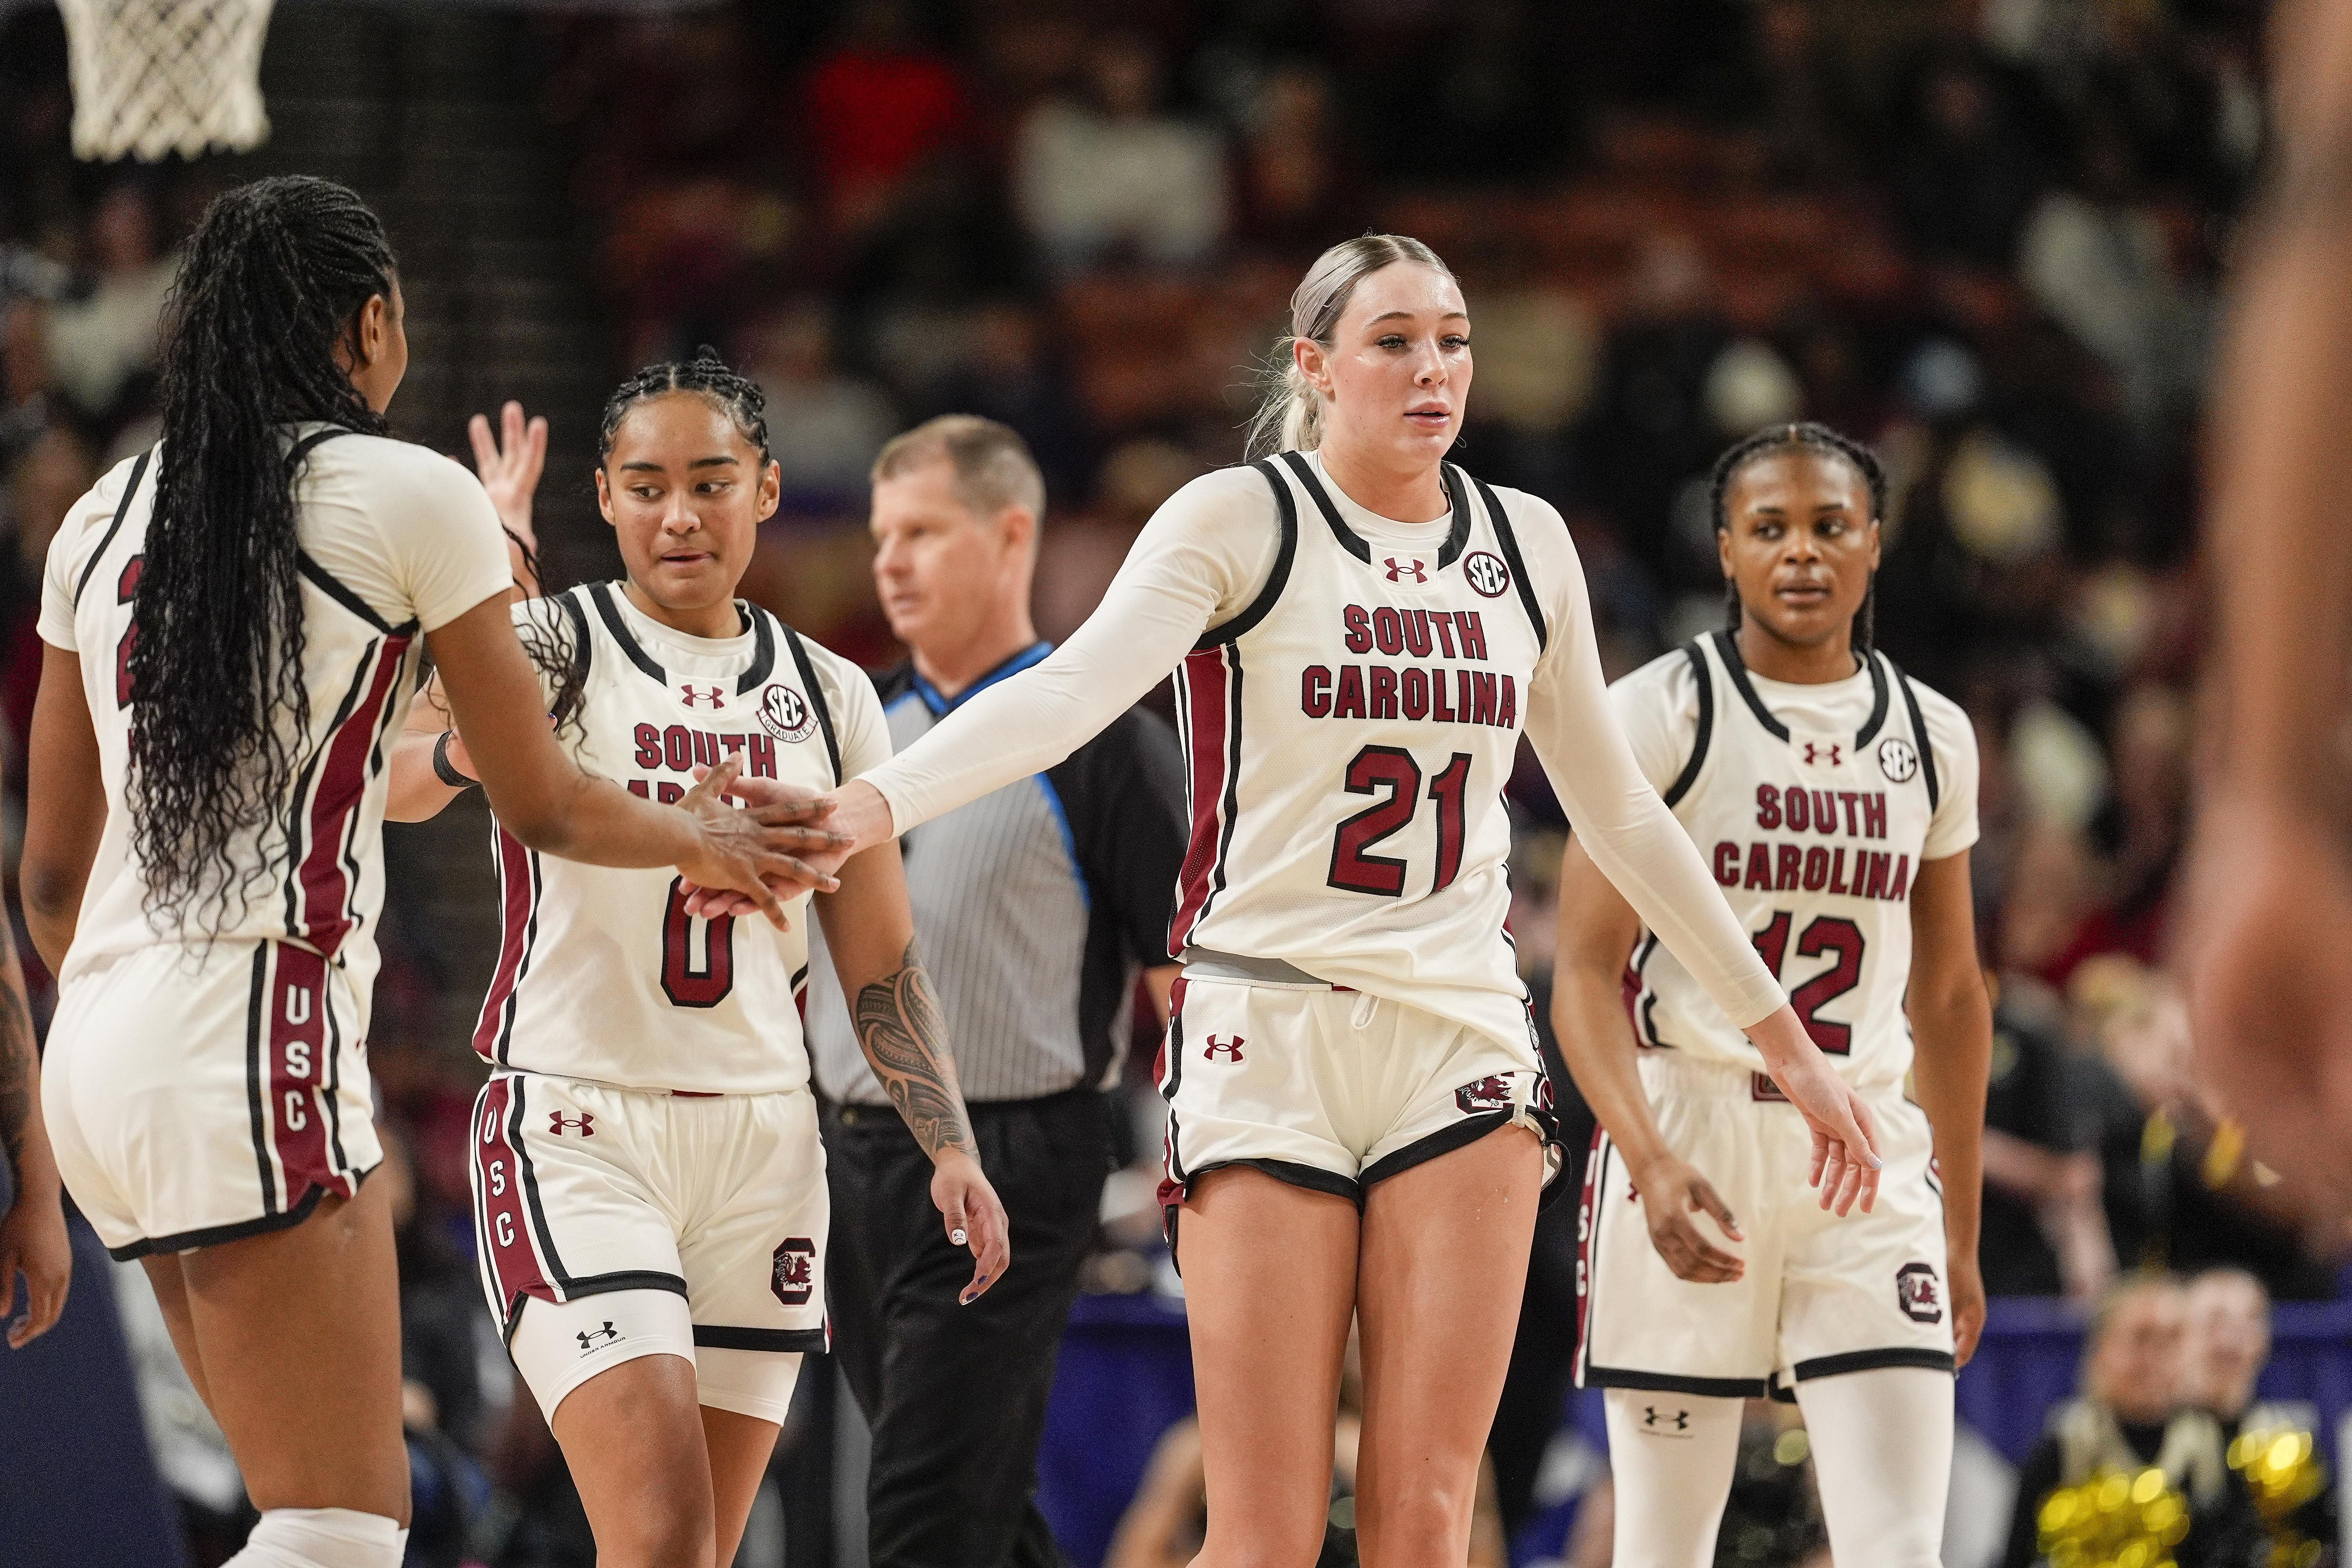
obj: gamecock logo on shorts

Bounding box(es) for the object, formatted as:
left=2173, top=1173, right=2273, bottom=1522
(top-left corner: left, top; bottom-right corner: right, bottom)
left=1462, top=550, right=1512, bottom=598
left=759, top=683, right=818, bottom=744
left=771, top=1237, right=817, bottom=1306
left=1896, top=1261, right=1943, bottom=1323
left=1455, top=1074, right=1515, bottom=1114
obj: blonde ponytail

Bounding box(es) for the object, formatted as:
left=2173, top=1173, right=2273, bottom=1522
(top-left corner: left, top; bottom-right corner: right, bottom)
left=1245, top=233, right=1455, bottom=459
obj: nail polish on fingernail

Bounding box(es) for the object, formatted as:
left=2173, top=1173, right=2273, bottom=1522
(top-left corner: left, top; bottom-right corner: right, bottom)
left=951, top=1228, right=968, bottom=1246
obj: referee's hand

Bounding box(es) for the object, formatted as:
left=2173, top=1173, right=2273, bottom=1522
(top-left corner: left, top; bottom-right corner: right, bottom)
left=930, top=1149, right=1011, bottom=1305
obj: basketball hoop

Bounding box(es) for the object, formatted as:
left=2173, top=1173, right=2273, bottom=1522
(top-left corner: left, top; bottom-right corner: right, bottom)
left=56, top=0, right=274, bottom=162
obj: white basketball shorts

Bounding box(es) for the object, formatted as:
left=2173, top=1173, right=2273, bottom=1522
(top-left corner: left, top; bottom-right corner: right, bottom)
left=44, top=939, right=379, bottom=1260
left=469, top=1072, right=828, bottom=1423
left=1155, top=971, right=1555, bottom=1230
left=1575, top=1053, right=1954, bottom=1398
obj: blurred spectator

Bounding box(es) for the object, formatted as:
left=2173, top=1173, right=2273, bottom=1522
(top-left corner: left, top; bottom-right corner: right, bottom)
left=741, top=299, right=899, bottom=512
left=2001, top=1274, right=2267, bottom=1568
left=44, top=181, right=171, bottom=423
left=1891, top=48, right=2047, bottom=269
left=2185, top=1269, right=2340, bottom=1566
left=800, top=0, right=973, bottom=238
left=1743, top=0, right=1862, bottom=185
left=2, top=421, right=92, bottom=788
left=1013, top=34, right=1229, bottom=276
left=2034, top=684, right=2189, bottom=986
left=1979, top=971, right=2116, bottom=1299
left=922, top=300, right=1093, bottom=504
left=1232, top=64, right=1363, bottom=259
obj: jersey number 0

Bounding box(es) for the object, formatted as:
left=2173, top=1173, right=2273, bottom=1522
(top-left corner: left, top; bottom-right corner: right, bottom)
left=661, top=876, right=735, bottom=1008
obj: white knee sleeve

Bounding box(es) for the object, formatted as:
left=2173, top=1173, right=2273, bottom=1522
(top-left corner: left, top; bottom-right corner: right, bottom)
left=228, top=1508, right=407, bottom=1568
left=1603, top=1388, right=1745, bottom=1568
left=1795, top=1365, right=1954, bottom=1568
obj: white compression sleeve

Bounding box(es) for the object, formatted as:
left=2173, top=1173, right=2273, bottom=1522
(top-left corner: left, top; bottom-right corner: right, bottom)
left=857, top=466, right=1275, bottom=835
left=1794, top=1366, right=1955, bottom=1568
left=1520, top=544, right=1784, bottom=1028
left=228, top=1508, right=405, bottom=1568
left=1603, top=1388, right=1745, bottom=1568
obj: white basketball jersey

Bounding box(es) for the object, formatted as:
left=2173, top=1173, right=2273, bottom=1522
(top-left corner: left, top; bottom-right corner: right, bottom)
left=1172, top=453, right=1550, bottom=1050
left=37, top=430, right=512, bottom=996
left=1614, top=633, right=1978, bottom=1090
left=473, top=583, right=888, bottom=1096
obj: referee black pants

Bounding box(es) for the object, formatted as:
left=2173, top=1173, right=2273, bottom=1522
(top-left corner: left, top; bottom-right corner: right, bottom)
left=824, top=1089, right=1112, bottom=1568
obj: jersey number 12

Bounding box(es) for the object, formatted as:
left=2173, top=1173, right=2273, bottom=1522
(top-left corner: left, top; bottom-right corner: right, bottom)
left=1751, top=911, right=1864, bottom=1054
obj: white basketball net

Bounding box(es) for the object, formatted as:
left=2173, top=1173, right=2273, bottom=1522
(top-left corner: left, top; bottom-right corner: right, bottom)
left=57, top=0, right=275, bottom=162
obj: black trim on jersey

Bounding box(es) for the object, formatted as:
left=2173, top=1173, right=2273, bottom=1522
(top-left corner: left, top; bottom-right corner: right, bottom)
left=694, top=1325, right=829, bottom=1353
left=1712, top=631, right=1790, bottom=742
left=556, top=588, right=593, bottom=687
left=1661, top=641, right=1714, bottom=808
left=296, top=553, right=418, bottom=636
left=588, top=581, right=665, bottom=683
left=782, top=622, right=843, bottom=785
left=1278, top=449, right=1370, bottom=562
left=1200, top=650, right=1247, bottom=933
left=1434, top=466, right=1475, bottom=567
left=104, top=1180, right=339, bottom=1262
left=285, top=426, right=349, bottom=469
left=73, top=446, right=151, bottom=608
left=1469, top=472, right=1549, bottom=655
left=1628, top=933, right=1672, bottom=1049
left=1791, top=1347, right=1956, bottom=1382
left=1195, top=460, right=1300, bottom=650
left=508, top=1078, right=577, bottom=1291
left=1361, top=1110, right=1511, bottom=1189
left=737, top=605, right=778, bottom=694
left=1891, top=660, right=1941, bottom=815
left=1583, top=1364, right=1773, bottom=1399
left=1855, top=655, right=1891, bottom=746
left=245, top=945, right=276, bottom=1215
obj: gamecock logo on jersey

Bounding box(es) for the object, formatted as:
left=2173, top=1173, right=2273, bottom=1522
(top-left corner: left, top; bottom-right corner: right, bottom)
left=1384, top=557, right=1427, bottom=584
left=1201, top=1034, right=1245, bottom=1062
left=1877, top=736, right=1920, bottom=784
left=549, top=1111, right=594, bottom=1137
left=678, top=684, right=726, bottom=711
left=771, top=1237, right=817, bottom=1306
left=759, top=683, right=818, bottom=743
left=1896, top=1261, right=1943, bottom=1323
left=1455, top=1074, right=1515, bottom=1114
left=1462, top=550, right=1512, bottom=598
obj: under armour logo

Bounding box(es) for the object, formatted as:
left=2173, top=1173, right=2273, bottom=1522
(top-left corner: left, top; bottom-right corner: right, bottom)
left=549, top=1111, right=595, bottom=1137
left=1803, top=742, right=1843, bottom=766
left=679, top=684, right=725, bottom=710
left=1202, top=1034, right=1245, bottom=1062
left=577, top=1321, right=621, bottom=1352
left=1643, top=1406, right=1691, bottom=1431
left=1383, top=557, right=1428, bottom=584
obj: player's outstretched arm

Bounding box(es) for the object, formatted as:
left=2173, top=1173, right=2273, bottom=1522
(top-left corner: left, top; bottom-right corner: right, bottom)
left=0, top=918, right=68, bottom=1349
left=814, top=842, right=1010, bottom=1303
left=1553, top=835, right=1748, bottom=1284
left=1905, top=851, right=1992, bottom=1365
left=426, top=594, right=845, bottom=926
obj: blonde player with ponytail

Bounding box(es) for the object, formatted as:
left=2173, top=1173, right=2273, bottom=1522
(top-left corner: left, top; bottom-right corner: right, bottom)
left=695, top=234, right=1881, bottom=1563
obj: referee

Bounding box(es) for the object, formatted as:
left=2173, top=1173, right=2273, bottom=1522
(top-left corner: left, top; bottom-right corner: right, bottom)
left=806, top=416, right=1186, bottom=1568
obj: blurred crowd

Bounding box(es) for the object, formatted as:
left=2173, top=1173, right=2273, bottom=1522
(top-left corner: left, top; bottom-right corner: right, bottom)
left=0, top=0, right=2344, bottom=1564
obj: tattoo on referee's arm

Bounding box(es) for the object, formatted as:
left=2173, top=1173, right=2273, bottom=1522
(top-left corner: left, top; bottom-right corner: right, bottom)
left=854, top=939, right=974, bottom=1160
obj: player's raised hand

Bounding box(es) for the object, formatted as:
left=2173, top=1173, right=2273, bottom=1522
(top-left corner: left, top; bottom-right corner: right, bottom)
left=468, top=399, right=549, bottom=545
left=1630, top=1154, right=1746, bottom=1283
left=931, top=1148, right=1011, bottom=1306
left=674, top=757, right=848, bottom=928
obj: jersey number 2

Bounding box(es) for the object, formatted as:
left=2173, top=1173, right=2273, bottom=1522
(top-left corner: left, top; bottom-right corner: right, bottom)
left=114, top=555, right=143, bottom=708
left=1327, top=746, right=1471, bottom=897
left=661, top=877, right=735, bottom=1008
left=1751, top=911, right=1864, bottom=1054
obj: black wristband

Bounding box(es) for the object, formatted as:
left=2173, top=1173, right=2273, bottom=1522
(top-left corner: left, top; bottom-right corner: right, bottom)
left=432, top=730, right=479, bottom=789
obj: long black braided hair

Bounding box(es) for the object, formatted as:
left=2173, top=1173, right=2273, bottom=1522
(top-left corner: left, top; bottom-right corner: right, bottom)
left=508, top=347, right=776, bottom=728
left=1707, top=420, right=1887, bottom=659
left=130, top=176, right=396, bottom=926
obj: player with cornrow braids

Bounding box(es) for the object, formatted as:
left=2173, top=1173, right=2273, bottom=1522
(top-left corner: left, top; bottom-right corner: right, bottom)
left=1553, top=421, right=1993, bottom=1567
left=20, top=181, right=846, bottom=1568
left=389, top=354, right=1006, bottom=1568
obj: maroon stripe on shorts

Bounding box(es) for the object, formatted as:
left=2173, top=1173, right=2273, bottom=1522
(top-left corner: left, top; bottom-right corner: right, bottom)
left=473, top=1076, right=555, bottom=1327
left=263, top=944, right=352, bottom=1209
left=1572, top=1125, right=1608, bottom=1382
left=293, top=633, right=412, bottom=956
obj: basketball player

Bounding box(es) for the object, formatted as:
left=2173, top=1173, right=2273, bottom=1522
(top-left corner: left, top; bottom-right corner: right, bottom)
left=692, top=235, right=1882, bottom=1566
left=17, top=178, right=840, bottom=1568
left=1555, top=423, right=1991, bottom=1568
left=386, top=358, right=1008, bottom=1568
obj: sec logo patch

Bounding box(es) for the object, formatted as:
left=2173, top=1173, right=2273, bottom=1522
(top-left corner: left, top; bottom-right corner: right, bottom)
left=759, top=683, right=817, bottom=743
left=1877, top=736, right=1920, bottom=784
left=1462, top=550, right=1512, bottom=599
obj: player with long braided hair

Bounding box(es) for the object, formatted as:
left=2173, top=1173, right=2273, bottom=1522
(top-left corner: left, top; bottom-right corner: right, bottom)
left=387, top=355, right=1007, bottom=1568
left=19, top=178, right=842, bottom=1568
left=1555, top=421, right=1991, bottom=1567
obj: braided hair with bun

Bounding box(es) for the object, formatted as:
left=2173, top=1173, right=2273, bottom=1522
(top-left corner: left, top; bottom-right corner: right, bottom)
left=1707, top=420, right=1888, bottom=659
